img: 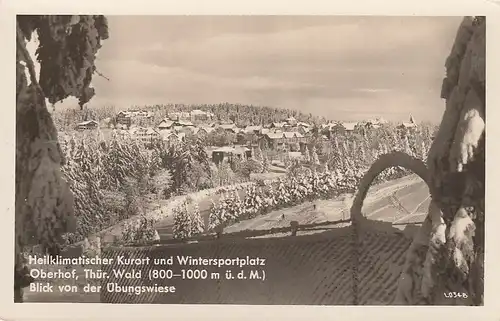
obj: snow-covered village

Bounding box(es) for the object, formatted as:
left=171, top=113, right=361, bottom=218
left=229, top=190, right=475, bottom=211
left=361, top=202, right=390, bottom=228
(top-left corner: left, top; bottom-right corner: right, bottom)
left=14, top=14, right=485, bottom=308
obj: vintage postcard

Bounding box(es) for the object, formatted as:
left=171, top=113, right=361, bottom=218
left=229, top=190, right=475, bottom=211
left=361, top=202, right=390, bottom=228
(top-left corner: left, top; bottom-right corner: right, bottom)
left=1, top=0, right=499, bottom=320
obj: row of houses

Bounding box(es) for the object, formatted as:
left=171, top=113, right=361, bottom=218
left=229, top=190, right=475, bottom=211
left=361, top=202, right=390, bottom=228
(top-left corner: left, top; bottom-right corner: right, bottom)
left=121, top=127, right=186, bottom=146
left=77, top=112, right=418, bottom=148
left=168, top=109, right=215, bottom=122
left=114, top=109, right=215, bottom=127
left=114, top=110, right=154, bottom=127
left=258, top=131, right=309, bottom=152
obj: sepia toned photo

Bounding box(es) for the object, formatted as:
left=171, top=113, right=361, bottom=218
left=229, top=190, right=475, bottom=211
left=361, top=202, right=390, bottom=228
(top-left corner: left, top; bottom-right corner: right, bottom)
left=14, top=15, right=485, bottom=306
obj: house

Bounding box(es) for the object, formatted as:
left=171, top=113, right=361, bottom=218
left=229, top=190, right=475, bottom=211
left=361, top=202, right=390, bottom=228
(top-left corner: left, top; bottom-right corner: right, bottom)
left=283, top=131, right=305, bottom=142
left=321, top=122, right=337, bottom=131
left=212, top=146, right=251, bottom=165
left=160, top=130, right=186, bottom=144
left=297, top=122, right=311, bottom=128
left=296, top=126, right=311, bottom=135
left=342, top=122, right=358, bottom=131
left=365, top=117, right=388, bottom=129
left=234, top=145, right=252, bottom=159
left=398, top=115, right=417, bottom=129
left=196, top=127, right=215, bottom=137
left=190, top=109, right=212, bottom=122
left=116, top=111, right=132, bottom=127
left=269, top=122, right=285, bottom=130
left=168, top=111, right=191, bottom=121
left=174, top=120, right=194, bottom=127
left=219, top=123, right=238, bottom=133
left=113, top=129, right=131, bottom=139
left=259, top=132, right=285, bottom=150
left=157, top=119, right=174, bottom=130
left=285, top=116, right=298, bottom=126
left=283, top=132, right=307, bottom=152
left=172, top=125, right=189, bottom=133
left=180, top=112, right=191, bottom=120
left=259, top=131, right=306, bottom=152
left=168, top=112, right=180, bottom=121
left=331, top=122, right=358, bottom=134
left=130, top=127, right=160, bottom=144
left=116, top=110, right=153, bottom=124
left=397, top=116, right=418, bottom=137
left=184, top=126, right=198, bottom=134
left=77, top=120, right=99, bottom=130
left=159, top=130, right=175, bottom=141
left=134, top=110, right=153, bottom=118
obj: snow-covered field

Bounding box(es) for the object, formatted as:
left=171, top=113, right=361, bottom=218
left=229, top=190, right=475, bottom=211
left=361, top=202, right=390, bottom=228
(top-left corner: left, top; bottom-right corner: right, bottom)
left=155, top=174, right=430, bottom=239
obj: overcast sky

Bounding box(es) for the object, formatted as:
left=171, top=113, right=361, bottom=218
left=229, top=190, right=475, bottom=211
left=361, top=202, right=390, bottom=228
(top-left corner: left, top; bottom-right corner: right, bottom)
left=29, top=15, right=463, bottom=123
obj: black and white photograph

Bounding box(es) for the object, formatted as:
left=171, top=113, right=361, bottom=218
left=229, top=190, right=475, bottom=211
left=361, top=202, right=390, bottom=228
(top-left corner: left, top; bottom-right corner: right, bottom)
left=13, top=13, right=485, bottom=307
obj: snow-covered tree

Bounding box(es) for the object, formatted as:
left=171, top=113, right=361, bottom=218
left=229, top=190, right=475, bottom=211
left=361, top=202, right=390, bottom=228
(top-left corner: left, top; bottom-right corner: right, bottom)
left=208, top=198, right=226, bottom=231
left=254, top=145, right=264, bottom=164
left=310, top=146, right=320, bottom=166
left=242, top=184, right=263, bottom=218
left=303, top=145, right=311, bottom=163
left=190, top=203, right=205, bottom=236
left=172, top=201, right=192, bottom=239
left=262, top=152, right=270, bottom=173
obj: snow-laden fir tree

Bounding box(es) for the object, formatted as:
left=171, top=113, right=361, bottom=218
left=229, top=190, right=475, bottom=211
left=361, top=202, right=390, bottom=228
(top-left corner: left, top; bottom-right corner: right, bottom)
left=262, top=183, right=277, bottom=211
left=303, top=145, right=311, bottom=163
left=254, top=144, right=264, bottom=165
left=15, top=14, right=109, bottom=302
left=262, top=152, right=270, bottom=173
left=242, top=184, right=263, bottom=218
left=287, top=176, right=301, bottom=204
left=208, top=196, right=227, bottom=231
left=172, top=200, right=192, bottom=240
left=224, top=190, right=243, bottom=223
left=310, top=170, right=321, bottom=198
left=311, top=146, right=319, bottom=166
left=190, top=202, right=205, bottom=236
left=275, top=178, right=291, bottom=206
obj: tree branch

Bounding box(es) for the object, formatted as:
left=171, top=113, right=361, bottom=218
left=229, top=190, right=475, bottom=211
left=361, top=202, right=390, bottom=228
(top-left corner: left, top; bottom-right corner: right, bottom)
left=95, top=68, right=110, bottom=81
left=16, top=21, right=41, bottom=93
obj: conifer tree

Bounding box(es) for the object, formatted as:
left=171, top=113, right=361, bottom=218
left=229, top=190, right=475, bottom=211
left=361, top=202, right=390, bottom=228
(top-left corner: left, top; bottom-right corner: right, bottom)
left=190, top=203, right=205, bottom=236
left=311, top=146, right=320, bottom=166
left=303, top=145, right=311, bottom=163
left=172, top=201, right=192, bottom=240
left=254, top=144, right=264, bottom=164
left=262, top=152, right=270, bottom=173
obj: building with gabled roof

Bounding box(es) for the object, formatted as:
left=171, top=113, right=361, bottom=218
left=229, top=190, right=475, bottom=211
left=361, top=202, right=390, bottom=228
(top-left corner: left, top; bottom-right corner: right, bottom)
left=259, top=131, right=307, bottom=152
left=244, top=125, right=263, bottom=135
left=77, top=120, right=99, bottom=130
left=219, top=123, right=238, bottom=133
left=211, top=145, right=251, bottom=165
left=158, top=119, right=174, bottom=130
left=398, top=115, right=417, bottom=129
